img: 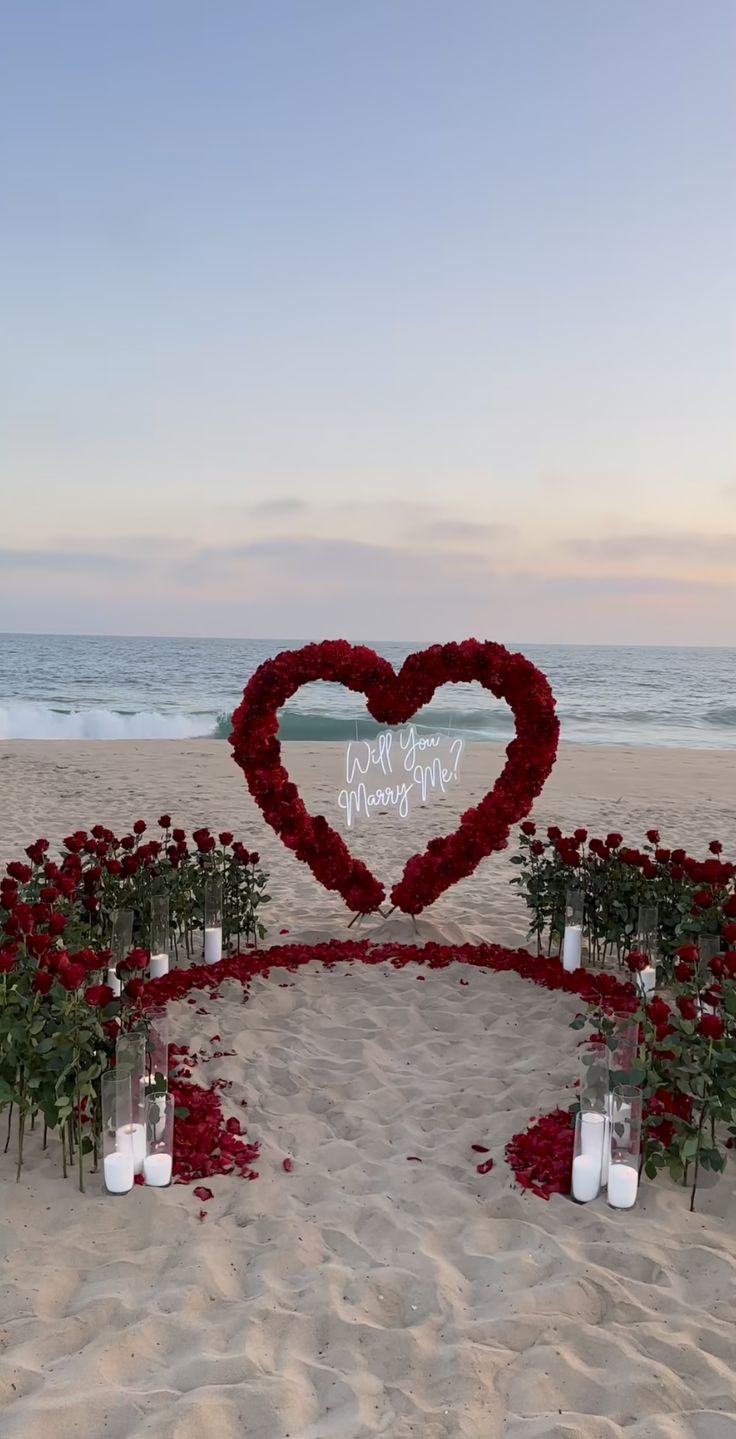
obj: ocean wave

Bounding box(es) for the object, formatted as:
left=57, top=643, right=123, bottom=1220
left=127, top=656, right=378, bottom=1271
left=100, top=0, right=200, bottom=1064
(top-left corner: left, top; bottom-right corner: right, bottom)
left=704, top=705, right=736, bottom=728
left=0, top=704, right=217, bottom=741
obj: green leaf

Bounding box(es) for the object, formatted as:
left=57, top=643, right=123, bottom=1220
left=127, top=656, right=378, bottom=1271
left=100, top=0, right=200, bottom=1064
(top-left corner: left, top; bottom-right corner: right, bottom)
left=174, top=1106, right=190, bottom=1120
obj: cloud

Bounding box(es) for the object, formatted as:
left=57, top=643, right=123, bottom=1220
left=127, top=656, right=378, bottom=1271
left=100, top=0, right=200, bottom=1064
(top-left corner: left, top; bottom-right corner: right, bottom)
left=0, top=547, right=146, bottom=574
left=249, top=497, right=311, bottom=518
left=560, top=533, right=736, bottom=565
left=406, top=520, right=515, bottom=546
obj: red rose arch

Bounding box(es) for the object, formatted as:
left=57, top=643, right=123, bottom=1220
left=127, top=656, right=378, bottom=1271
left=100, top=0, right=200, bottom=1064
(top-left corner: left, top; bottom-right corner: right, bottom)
left=229, top=639, right=560, bottom=916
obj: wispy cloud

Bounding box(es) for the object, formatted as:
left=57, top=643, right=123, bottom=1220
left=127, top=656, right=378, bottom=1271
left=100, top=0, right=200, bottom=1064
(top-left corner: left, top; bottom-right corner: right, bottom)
left=0, top=548, right=147, bottom=574
left=560, top=533, right=736, bottom=565
left=249, top=497, right=311, bottom=518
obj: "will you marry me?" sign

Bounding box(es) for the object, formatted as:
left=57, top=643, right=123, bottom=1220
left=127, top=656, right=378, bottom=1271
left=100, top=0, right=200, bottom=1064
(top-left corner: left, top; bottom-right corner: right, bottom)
left=337, top=724, right=465, bottom=828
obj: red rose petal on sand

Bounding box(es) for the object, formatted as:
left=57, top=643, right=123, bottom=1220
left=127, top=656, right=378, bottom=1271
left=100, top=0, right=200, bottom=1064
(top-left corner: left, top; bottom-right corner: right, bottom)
left=198, top=1209, right=208, bottom=1221
left=193, top=1185, right=214, bottom=1201
left=476, top=1158, right=494, bottom=1175
left=282, top=1158, right=293, bottom=1173
left=471, top=1144, right=490, bottom=1153
left=406, top=1156, right=423, bottom=1162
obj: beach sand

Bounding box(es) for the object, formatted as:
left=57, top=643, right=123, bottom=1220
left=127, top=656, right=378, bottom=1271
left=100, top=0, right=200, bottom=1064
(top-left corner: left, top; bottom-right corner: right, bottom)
left=2, top=741, right=736, bottom=1437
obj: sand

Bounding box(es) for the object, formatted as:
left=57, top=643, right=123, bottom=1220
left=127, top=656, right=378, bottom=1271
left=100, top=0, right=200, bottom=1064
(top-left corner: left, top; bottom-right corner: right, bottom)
left=2, top=740, right=736, bottom=1437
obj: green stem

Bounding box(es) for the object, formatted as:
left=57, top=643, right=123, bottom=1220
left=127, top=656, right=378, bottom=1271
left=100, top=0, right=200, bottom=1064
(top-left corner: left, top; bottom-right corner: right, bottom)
left=690, top=1105, right=709, bottom=1213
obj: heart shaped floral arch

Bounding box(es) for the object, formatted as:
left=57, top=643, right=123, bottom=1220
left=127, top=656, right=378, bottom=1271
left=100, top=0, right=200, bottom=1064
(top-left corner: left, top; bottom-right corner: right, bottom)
left=229, top=639, right=559, bottom=915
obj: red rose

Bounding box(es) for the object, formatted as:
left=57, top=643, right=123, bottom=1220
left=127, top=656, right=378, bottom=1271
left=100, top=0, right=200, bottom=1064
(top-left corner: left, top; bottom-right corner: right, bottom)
left=722, top=952, right=736, bottom=977
left=709, top=840, right=723, bottom=854
left=531, top=840, right=544, bottom=857
left=59, top=962, right=87, bottom=991
left=133, top=820, right=147, bottom=835
left=547, top=826, right=562, bottom=841
left=158, top=814, right=172, bottom=828
left=84, top=983, right=115, bottom=1009
left=218, top=831, right=234, bottom=846
left=172, top=828, right=186, bottom=843
left=32, top=969, right=54, bottom=994
left=693, top=889, right=713, bottom=910
left=125, top=978, right=145, bottom=1000
left=655, top=847, right=670, bottom=863
left=646, top=996, right=671, bottom=1026
left=710, top=957, right=726, bottom=978
left=723, top=895, right=736, bottom=918
left=626, top=951, right=649, bottom=973
left=722, top=923, right=736, bottom=944
left=674, top=960, right=695, bottom=982
left=642, top=860, right=658, bottom=881
left=573, top=828, right=588, bottom=843
left=521, top=821, right=536, bottom=836
left=0, top=949, right=17, bottom=974
left=698, top=1013, right=725, bottom=1041
left=646, top=829, right=661, bottom=844
left=606, top=832, right=623, bottom=849
left=106, top=858, right=122, bottom=876
left=677, top=944, right=699, bottom=963
left=677, top=996, right=698, bottom=1021
left=249, top=852, right=259, bottom=865
left=6, top=861, right=32, bottom=883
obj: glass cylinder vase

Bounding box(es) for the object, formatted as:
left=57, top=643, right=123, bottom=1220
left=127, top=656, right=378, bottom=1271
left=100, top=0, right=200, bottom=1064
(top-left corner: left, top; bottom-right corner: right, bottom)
left=562, top=889, right=584, bottom=973
left=204, top=875, right=223, bottom=965
left=149, top=894, right=170, bottom=978
left=608, top=1084, right=642, bottom=1210
left=101, top=1071, right=134, bottom=1195
left=115, top=1032, right=146, bottom=1173
left=109, top=909, right=134, bottom=996
left=144, top=1091, right=174, bottom=1187
left=146, top=1008, right=169, bottom=1091
left=571, top=1109, right=605, bottom=1203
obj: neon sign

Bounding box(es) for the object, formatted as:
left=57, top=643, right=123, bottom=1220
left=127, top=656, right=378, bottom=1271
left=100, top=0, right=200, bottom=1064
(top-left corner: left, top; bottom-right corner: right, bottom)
left=337, top=724, right=464, bottom=828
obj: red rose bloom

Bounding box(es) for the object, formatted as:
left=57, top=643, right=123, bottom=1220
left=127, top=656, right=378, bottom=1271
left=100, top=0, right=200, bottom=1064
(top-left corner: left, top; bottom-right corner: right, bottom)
left=626, top=951, right=649, bottom=973
left=59, top=962, right=87, bottom=991
left=133, top=820, right=147, bottom=835
left=521, top=821, right=536, bottom=836
left=219, top=832, right=234, bottom=846
left=6, top=861, right=32, bottom=883
left=693, top=889, right=712, bottom=910
left=547, top=826, right=562, bottom=841
left=646, top=829, right=661, bottom=844
left=722, top=923, right=736, bottom=944
left=84, top=983, right=115, bottom=1009
left=172, top=828, right=186, bottom=843
left=647, top=996, right=671, bottom=1026
left=606, top=832, right=623, bottom=849
left=698, top=1013, right=725, bottom=1041
left=723, top=895, right=736, bottom=918
left=674, top=960, right=695, bottom=982
left=32, top=969, right=54, bottom=995
left=531, top=840, right=544, bottom=857
left=125, top=978, right=146, bottom=1000
left=0, top=949, right=17, bottom=974
left=655, top=848, right=670, bottom=863
left=710, top=957, right=726, bottom=978
left=722, top=952, right=736, bottom=977
left=573, top=828, right=588, bottom=843
left=677, top=996, right=698, bottom=1021
left=158, top=814, right=172, bottom=828
left=709, top=840, right=723, bottom=854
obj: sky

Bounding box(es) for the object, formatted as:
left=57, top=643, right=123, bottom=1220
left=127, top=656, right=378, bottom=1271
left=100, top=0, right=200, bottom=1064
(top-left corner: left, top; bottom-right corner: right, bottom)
left=1, top=1, right=735, bottom=644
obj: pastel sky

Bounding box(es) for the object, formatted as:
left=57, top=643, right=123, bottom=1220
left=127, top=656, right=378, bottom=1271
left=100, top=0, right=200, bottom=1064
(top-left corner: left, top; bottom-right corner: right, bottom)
left=2, top=1, right=735, bottom=643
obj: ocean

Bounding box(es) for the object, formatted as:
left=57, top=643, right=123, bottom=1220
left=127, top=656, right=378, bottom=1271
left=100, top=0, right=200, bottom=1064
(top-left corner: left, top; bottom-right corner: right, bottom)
left=0, top=634, right=734, bottom=749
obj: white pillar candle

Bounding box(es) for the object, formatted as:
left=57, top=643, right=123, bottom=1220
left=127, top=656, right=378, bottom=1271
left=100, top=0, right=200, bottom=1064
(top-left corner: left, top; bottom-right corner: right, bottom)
left=107, top=968, right=121, bottom=998
left=143, top=1152, right=173, bottom=1187
left=204, top=926, right=222, bottom=965
left=572, top=1153, right=601, bottom=1202
left=149, top=953, right=169, bottom=979
left=580, top=1112, right=606, bottom=1158
left=104, top=1149, right=134, bottom=1194
left=640, top=965, right=657, bottom=995
left=607, top=1162, right=639, bottom=1209
left=116, top=1122, right=146, bottom=1175
left=562, top=925, right=582, bottom=973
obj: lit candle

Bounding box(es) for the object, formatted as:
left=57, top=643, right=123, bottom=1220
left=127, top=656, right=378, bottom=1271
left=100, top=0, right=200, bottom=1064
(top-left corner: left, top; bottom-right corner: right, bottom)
left=607, top=1162, right=638, bottom=1209
left=639, top=966, right=656, bottom=996
left=149, top=953, right=169, bottom=980
left=562, top=925, right=582, bottom=973
left=107, top=968, right=121, bottom=998
left=116, top=1122, right=146, bottom=1175
left=572, top=1153, right=601, bottom=1202
left=143, top=1152, right=173, bottom=1187
left=204, top=926, right=222, bottom=965
left=104, top=1149, right=134, bottom=1194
